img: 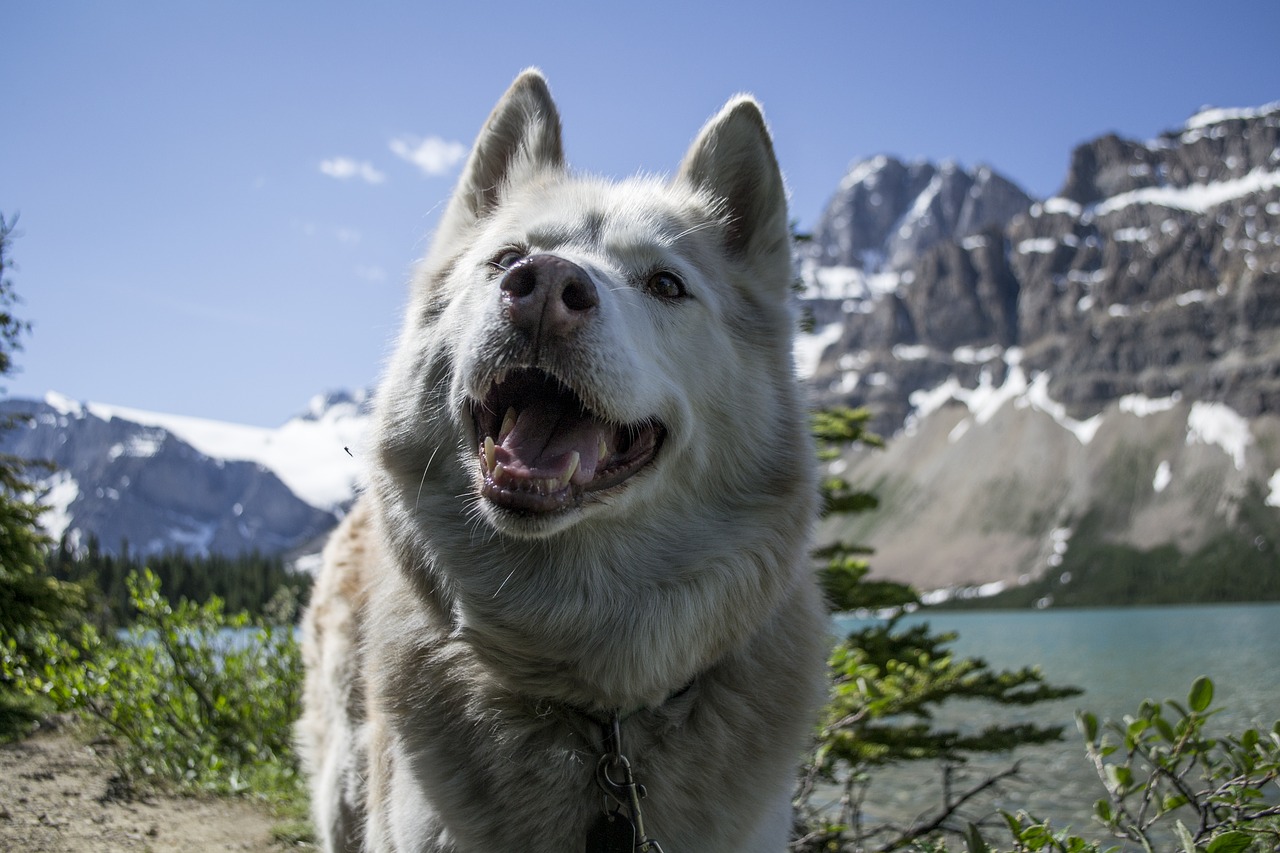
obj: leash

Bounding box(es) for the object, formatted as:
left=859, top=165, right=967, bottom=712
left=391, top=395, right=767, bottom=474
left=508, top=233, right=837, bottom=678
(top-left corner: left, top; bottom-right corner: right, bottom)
left=585, top=712, right=666, bottom=853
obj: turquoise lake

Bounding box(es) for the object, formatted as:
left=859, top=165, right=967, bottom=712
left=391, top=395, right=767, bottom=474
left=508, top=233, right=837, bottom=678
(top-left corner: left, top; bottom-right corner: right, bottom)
left=829, top=603, right=1280, bottom=840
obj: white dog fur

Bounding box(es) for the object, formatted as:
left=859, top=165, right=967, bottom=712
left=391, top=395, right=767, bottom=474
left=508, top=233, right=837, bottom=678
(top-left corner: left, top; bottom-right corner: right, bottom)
left=298, top=69, right=827, bottom=852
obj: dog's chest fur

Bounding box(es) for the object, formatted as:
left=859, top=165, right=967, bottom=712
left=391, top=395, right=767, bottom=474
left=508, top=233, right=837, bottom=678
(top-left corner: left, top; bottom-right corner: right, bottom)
left=350, top=516, right=825, bottom=853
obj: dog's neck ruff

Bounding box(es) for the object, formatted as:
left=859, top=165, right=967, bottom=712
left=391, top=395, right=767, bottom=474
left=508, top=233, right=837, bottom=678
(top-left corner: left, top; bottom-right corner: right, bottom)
left=574, top=678, right=695, bottom=731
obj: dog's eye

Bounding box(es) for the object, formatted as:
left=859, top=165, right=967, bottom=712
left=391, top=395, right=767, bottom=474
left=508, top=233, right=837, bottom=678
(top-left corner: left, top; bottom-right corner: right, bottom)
left=645, top=271, right=687, bottom=301
left=490, top=249, right=526, bottom=271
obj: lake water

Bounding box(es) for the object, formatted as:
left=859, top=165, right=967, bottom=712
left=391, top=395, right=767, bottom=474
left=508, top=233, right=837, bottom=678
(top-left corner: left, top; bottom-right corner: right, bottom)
left=828, top=603, right=1280, bottom=841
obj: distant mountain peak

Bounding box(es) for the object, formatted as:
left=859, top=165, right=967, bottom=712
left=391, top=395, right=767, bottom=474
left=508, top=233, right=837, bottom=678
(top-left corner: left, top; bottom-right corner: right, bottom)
left=299, top=388, right=371, bottom=422
left=808, top=155, right=1035, bottom=277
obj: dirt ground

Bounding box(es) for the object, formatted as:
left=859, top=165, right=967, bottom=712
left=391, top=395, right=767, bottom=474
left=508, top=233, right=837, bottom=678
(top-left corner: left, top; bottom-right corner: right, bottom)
left=0, top=722, right=295, bottom=852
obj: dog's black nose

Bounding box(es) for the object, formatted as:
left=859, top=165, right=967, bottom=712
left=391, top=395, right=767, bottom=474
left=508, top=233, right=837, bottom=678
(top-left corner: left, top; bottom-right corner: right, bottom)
left=500, top=254, right=599, bottom=339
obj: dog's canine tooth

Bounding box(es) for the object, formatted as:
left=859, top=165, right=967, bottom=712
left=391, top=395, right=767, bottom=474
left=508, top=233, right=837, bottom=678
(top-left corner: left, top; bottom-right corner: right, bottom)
left=561, top=451, right=580, bottom=488
left=483, top=436, right=497, bottom=473
left=499, top=408, right=517, bottom=443
left=598, top=435, right=608, bottom=460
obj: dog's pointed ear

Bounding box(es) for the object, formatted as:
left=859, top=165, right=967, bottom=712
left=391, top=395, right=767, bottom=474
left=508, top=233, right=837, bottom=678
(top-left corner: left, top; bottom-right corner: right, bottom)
left=443, top=69, right=565, bottom=229
left=677, top=97, right=790, bottom=265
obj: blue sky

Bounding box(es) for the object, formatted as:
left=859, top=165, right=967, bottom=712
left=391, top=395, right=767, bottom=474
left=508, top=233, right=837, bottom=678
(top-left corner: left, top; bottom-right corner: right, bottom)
left=4, top=1, right=1278, bottom=427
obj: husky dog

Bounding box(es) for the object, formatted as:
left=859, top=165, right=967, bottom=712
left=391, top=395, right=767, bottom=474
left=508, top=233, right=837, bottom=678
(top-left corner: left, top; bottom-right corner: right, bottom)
left=298, top=70, right=827, bottom=853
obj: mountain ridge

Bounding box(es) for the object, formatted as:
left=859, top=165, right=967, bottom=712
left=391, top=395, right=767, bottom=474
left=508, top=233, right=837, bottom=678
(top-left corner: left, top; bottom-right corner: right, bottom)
left=799, top=100, right=1280, bottom=595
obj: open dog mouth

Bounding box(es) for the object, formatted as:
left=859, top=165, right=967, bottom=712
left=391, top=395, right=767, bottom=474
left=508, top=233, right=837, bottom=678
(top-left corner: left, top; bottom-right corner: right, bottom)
left=469, top=368, right=666, bottom=514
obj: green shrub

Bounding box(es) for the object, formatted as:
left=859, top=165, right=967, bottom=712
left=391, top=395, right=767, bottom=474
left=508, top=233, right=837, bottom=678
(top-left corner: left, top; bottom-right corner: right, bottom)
left=19, top=569, right=305, bottom=804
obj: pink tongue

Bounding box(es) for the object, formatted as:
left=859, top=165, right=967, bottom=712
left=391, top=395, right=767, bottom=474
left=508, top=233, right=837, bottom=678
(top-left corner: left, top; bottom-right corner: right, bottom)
left=496, top=398, right=605, bottom=484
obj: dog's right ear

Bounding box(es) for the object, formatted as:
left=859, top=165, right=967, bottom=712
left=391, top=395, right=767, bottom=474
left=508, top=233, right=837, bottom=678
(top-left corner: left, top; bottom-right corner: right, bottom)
left=440, top=70, right=565, bottom=233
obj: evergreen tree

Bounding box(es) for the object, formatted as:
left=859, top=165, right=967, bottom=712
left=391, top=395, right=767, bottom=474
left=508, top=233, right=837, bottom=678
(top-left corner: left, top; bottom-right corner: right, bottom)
left=0, top=214, right=84, bottom=729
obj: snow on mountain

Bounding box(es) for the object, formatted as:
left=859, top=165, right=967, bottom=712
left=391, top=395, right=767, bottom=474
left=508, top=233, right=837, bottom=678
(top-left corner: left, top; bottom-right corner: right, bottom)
left=1077, top=168, right=1280, bottom=218
left=2, top=393, right=345, bottom=557
left=805, top=101, right=1280, bottom=594
left=46, top=390, right=369, bottom=513
left=1183, top=101, right=1280, bottom=134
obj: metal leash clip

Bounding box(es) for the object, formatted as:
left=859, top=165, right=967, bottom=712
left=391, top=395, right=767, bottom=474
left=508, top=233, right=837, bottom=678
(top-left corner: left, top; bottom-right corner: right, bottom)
left=588, top=715, right=665, bottom=853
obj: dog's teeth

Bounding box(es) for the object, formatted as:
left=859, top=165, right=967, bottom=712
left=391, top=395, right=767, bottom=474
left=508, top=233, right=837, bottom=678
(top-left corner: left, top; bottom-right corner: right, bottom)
left=598, top=436, right=608, bottom=460
left=483, top=436, right=496, bottom=473
left=561, top=451, right=580, bottom=488
left=499, top=408, right=517, bottom=443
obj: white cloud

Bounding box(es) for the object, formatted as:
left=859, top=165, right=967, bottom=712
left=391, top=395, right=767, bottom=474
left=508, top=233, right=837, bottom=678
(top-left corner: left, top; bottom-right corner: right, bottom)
left=319, top=157, right=386, bottom=184
left=389, top=135, right=467, bottom=176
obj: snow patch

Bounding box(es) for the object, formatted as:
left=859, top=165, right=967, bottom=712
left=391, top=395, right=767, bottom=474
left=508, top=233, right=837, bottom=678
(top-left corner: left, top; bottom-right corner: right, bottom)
left=907, top=376, right=964, bottom=430
left=44, top=391, right=85, bottom=418
left=290, top=552, right=326, bottom=575
left=839, top=155, right=892, bottom=191
left=169, top=520, right=218, bottom=557
left=1118, top=392, right=1182, bottom=417
left=891, top=344, right=930, bottom=361
left=908, top=349, right=1101, bottom=444
left=1018, top=373, right=1103, bottom=444
left=1041, top=197, right=1084, bottom=218
left=1094, top=169, right=1280, bottom=217
left=952, top=344, right=1003, bottom=364
left=1017, top=238, right=1057, bottom=254
left=801, top=262, right=901, bottom=302
left=1184, top=101, right=1280, bottom=132
left=794, top=322, right=843, bottom=379
left=1186, top=401, right=1252, bottom=471
left=1114, top=227, right=1151, bottom=243
left=82, top=399, right=365, bottom=512
left=1267, top=470, right=1280, bottom=508
left=1046, top=527, right=1072, bottom=568
left=38, top=471, right=79, bottom=541
left=1153, top=460, right=1172, bottom=493
left=920, top=580, right=1008, bottom=606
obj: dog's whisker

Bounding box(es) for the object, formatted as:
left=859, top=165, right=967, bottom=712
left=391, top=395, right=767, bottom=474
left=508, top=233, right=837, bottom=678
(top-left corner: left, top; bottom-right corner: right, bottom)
left=668, top=219, right=719, bottom=242
left=414, top=445, right=442, bottom=511
left=492, top=566, right=518, bottom=599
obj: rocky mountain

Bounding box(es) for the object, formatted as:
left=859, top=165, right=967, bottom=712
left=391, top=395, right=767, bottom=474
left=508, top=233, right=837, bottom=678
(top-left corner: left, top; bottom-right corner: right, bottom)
left=806, top=156, right=1034, bottom=274
left=798, top=102, right=1280, bottom=596
left=0, top=392, right=367, bottom=558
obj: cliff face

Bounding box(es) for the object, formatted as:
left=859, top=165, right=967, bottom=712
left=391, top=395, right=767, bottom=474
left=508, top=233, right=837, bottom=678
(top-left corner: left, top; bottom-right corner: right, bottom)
left=798, top=103, right=1280, bottom=592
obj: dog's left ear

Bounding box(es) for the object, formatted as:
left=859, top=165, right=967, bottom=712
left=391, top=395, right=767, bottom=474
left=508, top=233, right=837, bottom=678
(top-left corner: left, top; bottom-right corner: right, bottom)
left=677, top=97, right=790, bottom=267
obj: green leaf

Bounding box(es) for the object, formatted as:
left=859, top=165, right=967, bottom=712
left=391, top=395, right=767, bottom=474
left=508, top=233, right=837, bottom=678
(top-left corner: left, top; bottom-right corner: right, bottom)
left=1188, top=676, right=1214, bottom=713
left=962, top=822, right=991, bottom=853
left=1106, top=764, right=1134, bottom=792
left=1174, top=820, right=1200, bottom=853
left=1154, top=714, right=1179, bottom=743
left=1205, top=831, right=1252, bottom=853
left=1078, top=711, right=1099, bottom=743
